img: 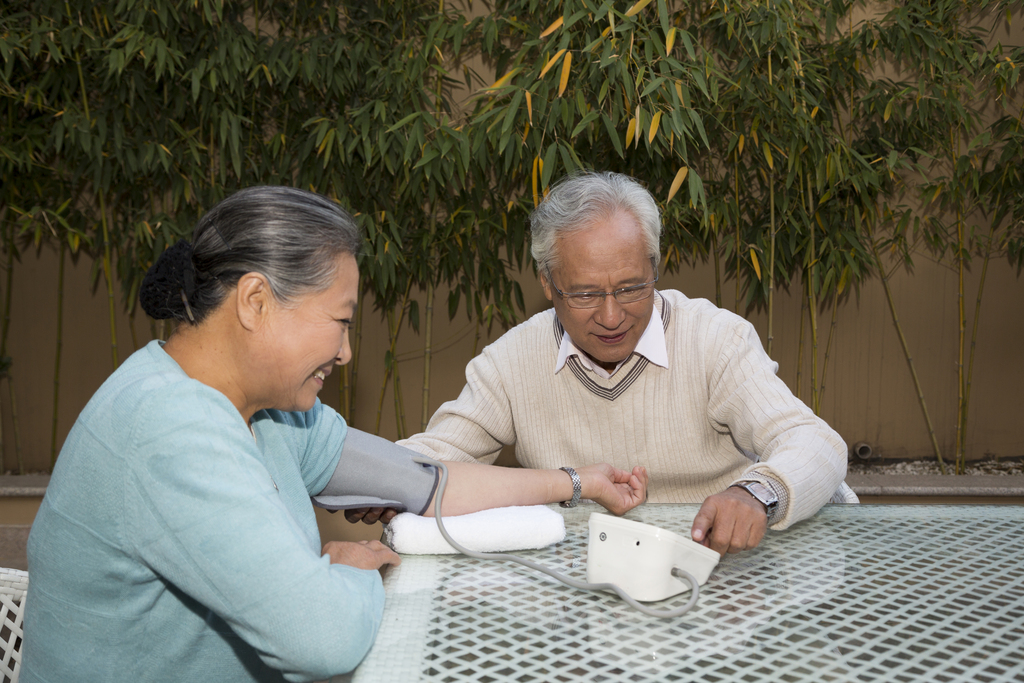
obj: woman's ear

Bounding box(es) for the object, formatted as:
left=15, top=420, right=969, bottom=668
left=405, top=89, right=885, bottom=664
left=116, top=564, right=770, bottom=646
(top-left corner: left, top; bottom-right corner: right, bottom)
left=235, top=272, right=272, bottom=331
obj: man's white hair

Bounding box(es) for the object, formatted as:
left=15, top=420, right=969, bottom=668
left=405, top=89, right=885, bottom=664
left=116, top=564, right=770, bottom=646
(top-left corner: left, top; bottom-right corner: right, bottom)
left=529, top=171, right=662, bottom=278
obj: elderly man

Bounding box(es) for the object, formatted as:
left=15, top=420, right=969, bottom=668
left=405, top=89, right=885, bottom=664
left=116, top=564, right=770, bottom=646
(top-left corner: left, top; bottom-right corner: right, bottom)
left=399, top=171, right=849, bottom=554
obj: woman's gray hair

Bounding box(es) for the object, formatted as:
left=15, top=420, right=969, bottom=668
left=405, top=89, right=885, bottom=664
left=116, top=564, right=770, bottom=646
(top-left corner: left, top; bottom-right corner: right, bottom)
left=530, top=171, right=661, bottom=278
left=181, top=186, right=360, bottom=323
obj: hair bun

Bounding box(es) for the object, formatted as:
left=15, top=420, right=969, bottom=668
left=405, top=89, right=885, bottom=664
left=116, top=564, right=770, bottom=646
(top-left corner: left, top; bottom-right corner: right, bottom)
left=140, top=240, right=194, bottom=320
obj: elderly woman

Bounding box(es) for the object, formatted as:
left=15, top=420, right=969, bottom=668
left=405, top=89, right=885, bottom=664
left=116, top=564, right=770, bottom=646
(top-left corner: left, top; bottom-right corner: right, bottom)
left=24, top=187, right=647, bottom=683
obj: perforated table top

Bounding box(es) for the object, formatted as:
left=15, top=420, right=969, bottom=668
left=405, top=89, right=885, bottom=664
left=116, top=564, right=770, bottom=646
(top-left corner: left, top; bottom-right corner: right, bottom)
left=347, top=504, right=1024, bottom=682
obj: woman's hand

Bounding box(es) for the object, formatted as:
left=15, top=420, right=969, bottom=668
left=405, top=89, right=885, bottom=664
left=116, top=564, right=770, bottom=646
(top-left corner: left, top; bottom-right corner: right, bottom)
left=578, top=464, right=648, bottom=515
left=321, top=540, right=401, bottom=570
left=343, top=507, right=400, bottom=525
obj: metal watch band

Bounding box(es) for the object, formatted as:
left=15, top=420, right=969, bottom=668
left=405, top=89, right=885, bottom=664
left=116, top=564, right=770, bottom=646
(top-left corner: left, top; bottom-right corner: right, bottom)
left=559, top=467, right=582, bottom=508
left=730, top=480, right=779, bottom=520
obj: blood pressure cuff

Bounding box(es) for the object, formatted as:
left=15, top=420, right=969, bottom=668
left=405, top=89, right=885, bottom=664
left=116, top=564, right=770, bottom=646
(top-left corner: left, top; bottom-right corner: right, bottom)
left=312, top=428, right=440, bottom=516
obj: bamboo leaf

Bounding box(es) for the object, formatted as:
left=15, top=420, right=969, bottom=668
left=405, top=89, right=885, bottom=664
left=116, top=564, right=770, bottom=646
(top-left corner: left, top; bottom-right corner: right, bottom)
left=540, top=49, right=567, bottom=78
left=667, top=166, right=688, bottom=202
left=532, top=155, right=540, bottom=206
left=763, top=141, right=774, bottom=169
left=625, top=117, right=637, bottom=148
left=737, top=134, right=745, bottom=156
left=750, top=249, right=762, bottom=281
left=665, top=27, right=676, bottom=55
left=540, top=16, right=564, bottom=38
left=487, top=68, right=519, bottom=90
left=558, top=51, right=572, bottom=97
left=526, top=91, right=533, bottom=125
left=625, top=0, right=654, bottom=18
left=648, top=111, right=661, bottom=144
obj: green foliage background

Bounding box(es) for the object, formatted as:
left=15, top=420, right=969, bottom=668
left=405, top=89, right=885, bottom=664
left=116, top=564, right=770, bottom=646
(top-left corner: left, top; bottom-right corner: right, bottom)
left=1, top=0, right=1022, bottom=472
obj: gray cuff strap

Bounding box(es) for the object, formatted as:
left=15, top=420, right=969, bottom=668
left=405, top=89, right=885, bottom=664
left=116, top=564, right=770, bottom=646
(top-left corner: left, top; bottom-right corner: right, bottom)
left=312, top=428, right=440, bottom=516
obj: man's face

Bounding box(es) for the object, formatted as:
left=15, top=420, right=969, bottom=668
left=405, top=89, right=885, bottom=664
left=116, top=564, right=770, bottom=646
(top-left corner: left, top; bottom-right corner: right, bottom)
left=540, top=210, right=656, bottom=372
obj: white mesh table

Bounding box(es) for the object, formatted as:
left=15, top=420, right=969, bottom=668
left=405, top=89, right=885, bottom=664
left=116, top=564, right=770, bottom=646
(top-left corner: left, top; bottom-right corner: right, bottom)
left=349, top=504, right=1024, bottom=682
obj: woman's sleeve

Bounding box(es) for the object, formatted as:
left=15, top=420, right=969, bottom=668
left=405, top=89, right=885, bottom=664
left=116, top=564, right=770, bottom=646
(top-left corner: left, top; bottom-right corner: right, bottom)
left=126, top=397, right=383, bottom=681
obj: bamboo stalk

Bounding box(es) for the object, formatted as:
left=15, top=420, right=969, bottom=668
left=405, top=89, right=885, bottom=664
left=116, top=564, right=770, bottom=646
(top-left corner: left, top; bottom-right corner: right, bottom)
left=766, top=52, right=775, bottom=357
left=796, top=274, right=806, bottom=402
left=734, top=129, right=742, bottom=314
left=99, top=193, right=119, bottom=369
left=7, top=377, right=22, bottom=474
left=952, top=131, right=965, bottom=473
left=388, top=307, right=408, bottom=440
left=806, top=175, right=819, bottom=414
left=960, top=224, right=994, bottom=471
left=51, top=241, right=66, bottom=469
left=711, top=228, right=721, bottom=309
left=374, top=280, right=413, bottom=435
left=818, top=285, right=840, bottom=408
left=0, top=214, right=11, bottom=470
left=868, top=221, right=946, bottom=472
left=421, top=276, right=435, bottom=432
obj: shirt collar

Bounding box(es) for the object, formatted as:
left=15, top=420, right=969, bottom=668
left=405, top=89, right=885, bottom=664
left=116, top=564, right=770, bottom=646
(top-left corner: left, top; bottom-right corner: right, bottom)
left=554, top=302, right=668, bottom=378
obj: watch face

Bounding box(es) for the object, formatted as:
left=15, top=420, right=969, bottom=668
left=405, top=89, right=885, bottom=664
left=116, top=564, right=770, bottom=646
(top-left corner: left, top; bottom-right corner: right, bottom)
left=743, top=481, right=778, bottom=508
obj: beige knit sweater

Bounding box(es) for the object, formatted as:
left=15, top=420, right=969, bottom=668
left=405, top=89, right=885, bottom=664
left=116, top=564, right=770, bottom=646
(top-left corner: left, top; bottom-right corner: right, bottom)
left=400, top=290, right=847, bottom=529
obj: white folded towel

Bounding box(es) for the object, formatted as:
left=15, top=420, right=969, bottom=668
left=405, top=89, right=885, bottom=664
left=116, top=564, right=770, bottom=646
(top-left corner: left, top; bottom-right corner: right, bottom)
left=384, top=505, right=566, bottom=555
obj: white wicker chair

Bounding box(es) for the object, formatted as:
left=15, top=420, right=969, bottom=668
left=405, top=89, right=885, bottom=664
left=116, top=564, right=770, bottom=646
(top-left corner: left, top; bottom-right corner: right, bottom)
left=0, top=568, right=27, bottom=683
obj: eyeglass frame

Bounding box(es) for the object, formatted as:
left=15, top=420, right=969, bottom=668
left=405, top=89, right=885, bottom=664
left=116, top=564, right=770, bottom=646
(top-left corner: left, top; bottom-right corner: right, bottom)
left=547, top=258, right=660, bottom=309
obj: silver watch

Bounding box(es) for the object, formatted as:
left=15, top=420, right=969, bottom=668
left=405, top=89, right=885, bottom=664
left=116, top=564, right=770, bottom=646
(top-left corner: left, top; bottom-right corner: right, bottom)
left=559, top=467, right=582, bottom=508
left=730, top=480, right=779, bottom=519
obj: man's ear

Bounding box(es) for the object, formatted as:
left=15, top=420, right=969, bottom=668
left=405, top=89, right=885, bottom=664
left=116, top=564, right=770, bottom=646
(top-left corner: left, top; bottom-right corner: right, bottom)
left=540, top=271, right=555, bottom=302
left=235, top=272, right=272, bottom=331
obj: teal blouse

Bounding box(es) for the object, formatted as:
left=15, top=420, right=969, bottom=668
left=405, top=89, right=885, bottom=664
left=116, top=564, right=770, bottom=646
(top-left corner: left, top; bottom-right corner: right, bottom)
left=24, top=341, right=384, bottom=682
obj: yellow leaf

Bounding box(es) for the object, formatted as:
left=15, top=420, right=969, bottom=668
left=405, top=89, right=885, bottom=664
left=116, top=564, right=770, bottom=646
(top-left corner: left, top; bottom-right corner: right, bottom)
left=750, top=249, right=762, bottom=281
left=540, top=16, right=564, bottom=38
left=526, top=91, right=533, bottom=125
left=674, top=82, right=684, bottom=105
left=625, top=0, right=654, bottom=17
left=634, top=104, right=641, bottom=148
left=838, top=265, right=850, bottom=295
left=810, top=106, right=819, bottom=119
left=625, top=117, right=637, bottom=147
left=487, top=68, right=519, bottom=90
left=540, top=49, right=567, bottom=78
left=558, top=51, right=572, bottom=97
left=507, top=200, right=515, bottom=211
left=737, top=134, right=745, bottom=156
left=665, top=27, right=676, bottom=54
left=763, top=141, right=773, bottom=169
left=601, top=26, right=611, bottom=38
left=522, top=122, right=530, bottom=143
left=667, top=166, right=689, bottom=203
left=532, top=156, right=540, bottom=207
left=648, top=111, right=661, bottom=144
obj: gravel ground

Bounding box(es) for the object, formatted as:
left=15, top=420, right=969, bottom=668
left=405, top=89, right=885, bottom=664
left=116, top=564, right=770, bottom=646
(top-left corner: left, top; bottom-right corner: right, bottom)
left=848, top=459, right=1024, bottom=476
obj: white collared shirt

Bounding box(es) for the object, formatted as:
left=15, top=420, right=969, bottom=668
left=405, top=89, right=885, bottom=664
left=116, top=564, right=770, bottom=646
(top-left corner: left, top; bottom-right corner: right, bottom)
left=554, top=303, right=668, bottom=379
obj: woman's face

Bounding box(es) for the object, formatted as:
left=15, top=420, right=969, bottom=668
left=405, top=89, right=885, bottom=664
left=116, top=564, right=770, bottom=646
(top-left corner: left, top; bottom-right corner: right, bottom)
left=260, top=252, right=359, bottom=413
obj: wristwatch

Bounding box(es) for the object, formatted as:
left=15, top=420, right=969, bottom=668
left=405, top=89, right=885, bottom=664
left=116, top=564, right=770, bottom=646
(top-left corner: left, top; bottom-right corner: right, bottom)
left=730, top=480, right=779, bottom=520
left=559, top=467, right=582, bottom=508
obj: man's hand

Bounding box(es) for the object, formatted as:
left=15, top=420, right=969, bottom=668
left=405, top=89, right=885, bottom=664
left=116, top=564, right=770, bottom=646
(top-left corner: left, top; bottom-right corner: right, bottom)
left=578, top=464, right=648, bottom=515
left=691, top=487, right=767, bottom=554
left=321, top=540, right=401, bottom=570
left=343, top=507, right=400, bottom=525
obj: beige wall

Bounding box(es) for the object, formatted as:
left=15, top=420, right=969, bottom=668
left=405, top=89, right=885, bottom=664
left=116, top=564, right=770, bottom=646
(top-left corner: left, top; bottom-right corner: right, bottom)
left=2, top=239, right=1022, bottom=476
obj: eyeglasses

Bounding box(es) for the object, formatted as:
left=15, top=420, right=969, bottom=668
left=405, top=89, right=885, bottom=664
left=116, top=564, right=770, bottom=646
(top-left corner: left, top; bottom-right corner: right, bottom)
left=549, top=271, right=659, bottom=309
